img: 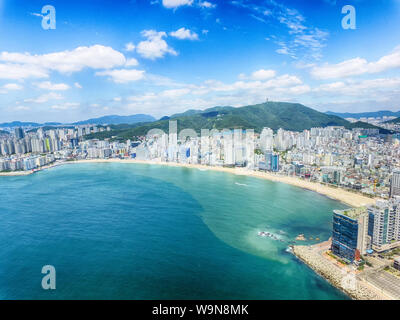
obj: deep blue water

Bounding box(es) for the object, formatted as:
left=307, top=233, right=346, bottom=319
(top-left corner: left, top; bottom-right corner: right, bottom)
left=0, top=163, right=348, bottom=299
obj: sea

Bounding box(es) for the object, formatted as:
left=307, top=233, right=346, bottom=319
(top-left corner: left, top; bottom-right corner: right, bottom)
left=0, top=162, right=349, bottom=299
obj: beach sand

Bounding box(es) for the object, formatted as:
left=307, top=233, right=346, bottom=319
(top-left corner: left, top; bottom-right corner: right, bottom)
left=0, top=171, right=32, bottom=176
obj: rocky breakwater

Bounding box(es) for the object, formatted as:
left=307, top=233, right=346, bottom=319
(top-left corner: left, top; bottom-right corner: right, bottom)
left=293, top=245, right=388, bottom=300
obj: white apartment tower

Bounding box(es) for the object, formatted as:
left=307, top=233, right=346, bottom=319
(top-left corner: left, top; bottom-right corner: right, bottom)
left=390, top=170, right=400, bottom=198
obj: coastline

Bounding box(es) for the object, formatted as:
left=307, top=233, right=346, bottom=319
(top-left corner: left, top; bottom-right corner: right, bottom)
left=1, top=158, right=382, bottom=300
left=68, top=159, right=376, bottom=208
left=0, top=170, right=32, bottom=176
left=1, top=158, right=376, bottom=208
left=292, top=242, right=394, bottom=300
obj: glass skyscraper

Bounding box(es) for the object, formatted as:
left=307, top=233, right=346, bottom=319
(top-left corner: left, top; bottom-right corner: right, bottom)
left=332, top=211, right=360, bottom=262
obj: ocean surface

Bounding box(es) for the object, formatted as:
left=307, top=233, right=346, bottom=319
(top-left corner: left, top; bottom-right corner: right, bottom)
left=0, top=163, right=349, bottom=299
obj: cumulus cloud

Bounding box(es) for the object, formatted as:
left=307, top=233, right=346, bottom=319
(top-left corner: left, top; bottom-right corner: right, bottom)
left=125, top=58, right=139, bottom=67
left=169, top=28, right=199, bottom=40
left=50, top=102, right=80, bottom=110
left=314, top=78, right=400, bottom=96
left=239, top=69, right=277, bottom=80
left=0, top=45, right=126, bottom=75
left=0, top=63, right=48, bottom=80
left=125, top=42, right=135, bottom=52
left=3, top=83, right=23, bottom=90
left=162, top=0, right=193, bottom=9
left=24, top=92, right=64, bottom=104
left=198, top=1, right=216, bottom=8
left=74, top=82, right=82, bottom=89
left=161, top=88, right=190, bottom=98
left=136, top=30, right=177, bottom=60
left=311, top=46, right=400, bottom=79
left=96, top=69, right=145, bottom=83
left=14, top=106, right=30, bottom=111
left=36, top=81, right=70, bottom=91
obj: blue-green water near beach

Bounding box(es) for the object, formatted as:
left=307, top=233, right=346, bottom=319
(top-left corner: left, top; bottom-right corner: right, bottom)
left=0, top=163, right=349, bottom=299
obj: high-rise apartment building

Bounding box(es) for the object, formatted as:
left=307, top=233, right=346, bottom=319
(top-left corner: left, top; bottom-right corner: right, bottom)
left=368, top=199, right=400, bottom=252
left=390, top=170, right=400, bottom=198
left=14, top=127, right=24, bottom=140
left=331, top=208, right=369, bottom=262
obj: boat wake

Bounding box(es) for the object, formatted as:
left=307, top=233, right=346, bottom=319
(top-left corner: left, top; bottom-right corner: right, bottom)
left=235, top=182, right=248, bottom=187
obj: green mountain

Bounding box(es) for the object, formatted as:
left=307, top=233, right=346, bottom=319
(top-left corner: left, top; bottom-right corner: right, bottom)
left=85, top=102, right=390, bottom=141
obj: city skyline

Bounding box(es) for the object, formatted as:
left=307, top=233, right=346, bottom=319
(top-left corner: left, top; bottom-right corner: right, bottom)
left=0, top=0, right=400, bottom=123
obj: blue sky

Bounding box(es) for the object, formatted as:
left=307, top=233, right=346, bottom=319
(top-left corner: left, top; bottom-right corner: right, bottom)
left=0, top=0, right=400, bottom=122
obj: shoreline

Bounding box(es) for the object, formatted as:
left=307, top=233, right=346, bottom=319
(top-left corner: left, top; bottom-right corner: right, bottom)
left=0, top=170, right=32, bottom=176
left=1, top=158, right=381, bottom=300
left=1, top=158, right=375, bottom=208
left=292, top=242, right=394, bottom=300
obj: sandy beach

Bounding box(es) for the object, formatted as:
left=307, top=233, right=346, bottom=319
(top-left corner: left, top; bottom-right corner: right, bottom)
left=60, top=158, right=376, bottom=208
left=0, top=170, right=32, bottom=176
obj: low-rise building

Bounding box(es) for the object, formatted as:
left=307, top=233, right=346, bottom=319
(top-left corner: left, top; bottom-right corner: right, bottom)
left=394, top=257, right=400, bottom=271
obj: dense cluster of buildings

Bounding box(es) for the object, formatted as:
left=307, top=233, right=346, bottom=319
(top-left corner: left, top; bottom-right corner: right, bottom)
left=0, top=125, right=110, bottom=171
left=2, top=120, right=400, bottom=266
left=134, top=123, right=400, bottom=198
left=1, top=121, right=400, bottom=199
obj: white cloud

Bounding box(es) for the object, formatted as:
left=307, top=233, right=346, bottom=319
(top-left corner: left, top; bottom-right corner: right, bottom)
left=240, top=69, right=277, bottom=80
left=74, top=82, right=82, bottom=89
left=198, top=1, right=216, bottom=8
left=25, top=92, right=64, bottom=104
left=0, top=45, right=126, bottom=74
left=311, top=46, right=400, bottom=79
left=0, top=63, right=48, bottom=80
left=136, top=30, right=177, bottom=60
left=161, top=88, right=190, bottom=97
left=311, top=58, right=368, bottom=79
left=15, top=106, right=30, bottom=111
left=314, top=77, right=400, bottom=96
left=162, top=0, right=193, bottom=9
left=125, top=42, right=135, bottom=52
left=125, top=58, right=139, bottom=67
left=96, top=69, right=145, bottom=83
left=50, top=102, right=80, bottom=110
left=3, top=83, right=23, bottom=90
left=169, top=28, right=199, bottom=40
left=36, top=81, right=70, bottom=91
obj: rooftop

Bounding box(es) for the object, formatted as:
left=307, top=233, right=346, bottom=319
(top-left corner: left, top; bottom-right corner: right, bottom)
left=334, top=207, right=367, bottom=219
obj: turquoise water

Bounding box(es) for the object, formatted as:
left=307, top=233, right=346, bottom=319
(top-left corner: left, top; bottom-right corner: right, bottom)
left=0, top=163, right=348, bottom=299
